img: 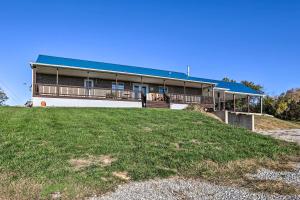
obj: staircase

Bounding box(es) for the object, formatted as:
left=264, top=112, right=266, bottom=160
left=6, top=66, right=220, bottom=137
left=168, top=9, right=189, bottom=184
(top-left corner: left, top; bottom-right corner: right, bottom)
left=146, top=101, right=170, bottom=108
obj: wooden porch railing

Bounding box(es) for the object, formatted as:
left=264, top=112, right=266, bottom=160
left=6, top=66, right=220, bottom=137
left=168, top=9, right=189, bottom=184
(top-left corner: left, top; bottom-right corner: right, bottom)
left=33, top=84, right=142, bottom=101
left=33, top=84, right=214, bottom=105
left=168, top=93, right=214, bottom=104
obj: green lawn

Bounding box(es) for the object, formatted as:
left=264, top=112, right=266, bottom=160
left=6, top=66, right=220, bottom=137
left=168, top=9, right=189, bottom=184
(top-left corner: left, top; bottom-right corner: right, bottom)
left=0, top=107, right=299, bottom=199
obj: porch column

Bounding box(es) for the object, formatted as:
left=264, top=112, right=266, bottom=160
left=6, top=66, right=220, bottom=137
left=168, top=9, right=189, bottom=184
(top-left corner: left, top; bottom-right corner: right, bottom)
left=56, top=68, right=59, bottom=96
left=212, top=85, right=215, bottom=111
left=260, top=96, right=263, bottom=114
left=87, top=71, right=90, bottom=97
left=233, top=93, right=236, bottom=112
left=115, top=74, right=118, bottom=98
left=32, top=66, right=36, bottom=96
left=141, top=76, right=144, bottom=105
left=218, top=92, right=221, bottom=111
left=223, top=91, right=226, bottom=111
left=247, top=95, right=250, bottom=113
left=183, top=82, right=186, bottom=103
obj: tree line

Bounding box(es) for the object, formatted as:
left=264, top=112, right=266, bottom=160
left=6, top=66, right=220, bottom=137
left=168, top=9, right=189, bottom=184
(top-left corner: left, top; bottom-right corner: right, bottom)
left=222, top=77, right=300, bottom=121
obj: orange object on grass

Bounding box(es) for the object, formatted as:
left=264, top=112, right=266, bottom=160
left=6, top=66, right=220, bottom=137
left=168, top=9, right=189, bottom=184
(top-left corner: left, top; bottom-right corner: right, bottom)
left=41, top=101, right=46, bottom=107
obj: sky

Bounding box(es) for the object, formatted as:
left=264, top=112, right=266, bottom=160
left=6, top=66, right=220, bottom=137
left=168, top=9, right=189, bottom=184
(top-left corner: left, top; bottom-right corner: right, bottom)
left=0, top=0, right=299, bottom=105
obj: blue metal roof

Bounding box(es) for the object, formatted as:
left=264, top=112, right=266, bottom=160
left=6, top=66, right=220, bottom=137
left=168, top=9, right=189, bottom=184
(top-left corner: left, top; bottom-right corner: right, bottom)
left=35, top=55, right=262, bottom=95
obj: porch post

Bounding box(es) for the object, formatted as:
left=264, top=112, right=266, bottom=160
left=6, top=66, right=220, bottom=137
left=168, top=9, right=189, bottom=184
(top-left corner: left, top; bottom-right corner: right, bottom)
left=115, top=74, right=118, bottom=98
left=223, top=91, right=226, bottom=111
left=32, top=66, right=36, bottom=96
left=141, top=76, right=144, bottom=105
left=218, top=92, right=221, bottom=111
left=260, top=96, right=263, bottom=114
left=87, top=71, right=90, bottom=97
left=212, top=85, right=215, bottom=111
left=247, top=95, right=250, bottom=113
left=233, top=93, right=236, bottom=112
left=183, top=81, right=186, bottom=103
left=56, top=68, right=59, bottom=96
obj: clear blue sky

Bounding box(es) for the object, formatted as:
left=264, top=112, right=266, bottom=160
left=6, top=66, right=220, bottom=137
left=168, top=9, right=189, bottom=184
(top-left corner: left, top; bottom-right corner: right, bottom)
left=0, top=0, right=299, bottom=105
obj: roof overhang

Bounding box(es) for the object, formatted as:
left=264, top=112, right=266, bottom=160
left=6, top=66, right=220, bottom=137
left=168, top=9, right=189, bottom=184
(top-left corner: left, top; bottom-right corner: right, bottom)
left=30, top=62, right=217, bottom=86
left=224, top=90, right=265, bottom=97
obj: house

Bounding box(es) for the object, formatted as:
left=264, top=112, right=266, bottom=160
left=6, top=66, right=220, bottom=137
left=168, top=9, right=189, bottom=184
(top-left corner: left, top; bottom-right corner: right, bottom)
left=30, top=55, right=263, bottom=112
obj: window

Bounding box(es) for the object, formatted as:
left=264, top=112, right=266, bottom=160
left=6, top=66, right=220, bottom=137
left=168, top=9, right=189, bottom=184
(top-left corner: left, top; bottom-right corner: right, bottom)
left=158, top=86, right=168, bottom=94
left=112, top=82, right=125, bottom=91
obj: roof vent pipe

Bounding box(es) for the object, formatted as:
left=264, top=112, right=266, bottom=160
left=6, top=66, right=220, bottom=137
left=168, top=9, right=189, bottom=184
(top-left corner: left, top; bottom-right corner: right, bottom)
left=187, top=65, right=190, bottom=76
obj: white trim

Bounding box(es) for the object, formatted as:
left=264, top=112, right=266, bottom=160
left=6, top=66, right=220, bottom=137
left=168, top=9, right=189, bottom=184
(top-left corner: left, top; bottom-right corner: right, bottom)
left=214, top=87, right=229, bottom=91
left=31, top=62, right=217, bottom=86
left=224, top=90, right=264, bottom=97
left=32, top=97, right=142, bottom=108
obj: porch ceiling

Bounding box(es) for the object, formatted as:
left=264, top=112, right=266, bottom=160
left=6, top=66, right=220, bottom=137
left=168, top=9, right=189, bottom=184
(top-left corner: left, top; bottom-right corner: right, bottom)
left=35, top=65, right=212, bottom=88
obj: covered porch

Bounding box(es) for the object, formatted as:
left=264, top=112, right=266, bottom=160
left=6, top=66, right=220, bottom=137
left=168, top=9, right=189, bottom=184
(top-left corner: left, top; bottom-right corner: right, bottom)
left=32, top=64, right=215, bottom=108
left=214, top=89, right=263, bottom=113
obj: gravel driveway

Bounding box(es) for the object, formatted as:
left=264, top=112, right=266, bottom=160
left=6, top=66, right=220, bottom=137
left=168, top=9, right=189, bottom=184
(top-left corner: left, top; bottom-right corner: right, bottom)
left=257, top=129, right=300, bottom=145
left=91, top=129, right=300, bottom=200
left=91, top=178, right=299, bottom=200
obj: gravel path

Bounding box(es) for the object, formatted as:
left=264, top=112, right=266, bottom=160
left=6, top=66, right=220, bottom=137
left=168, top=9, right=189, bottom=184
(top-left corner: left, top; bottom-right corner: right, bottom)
left=257, top=129, right=300, bottom=145
left=247, top=163, right=300, bottom=186
left=91, top=178, right=300, bottom=200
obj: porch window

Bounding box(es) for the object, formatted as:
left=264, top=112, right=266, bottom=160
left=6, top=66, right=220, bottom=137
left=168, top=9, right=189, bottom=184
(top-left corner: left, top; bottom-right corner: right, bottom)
left=112, top=82, right=125, bottom=91
left=158, top=86, right=168, bottom=94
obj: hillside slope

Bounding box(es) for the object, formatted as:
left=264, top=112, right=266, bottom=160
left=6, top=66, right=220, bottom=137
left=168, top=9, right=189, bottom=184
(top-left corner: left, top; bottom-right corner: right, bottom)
left=0, top=107, right=299, bottom=199
left=255, top=115, right=300, bottom=130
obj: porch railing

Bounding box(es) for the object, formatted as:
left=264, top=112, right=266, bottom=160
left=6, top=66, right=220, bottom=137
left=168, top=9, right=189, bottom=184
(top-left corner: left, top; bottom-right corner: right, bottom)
left=33, top=84, right=214, bottom=105
left=33, top=84, right=142, bottom=101
left=168, top=93, right=214, bottom=104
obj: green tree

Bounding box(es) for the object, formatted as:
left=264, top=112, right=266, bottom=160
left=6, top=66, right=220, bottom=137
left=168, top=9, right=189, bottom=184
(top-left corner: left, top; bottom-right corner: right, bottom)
left=0, top=87, right=8, bottom=106
left=240, top=80, right=264, bottom=93
left=263, top=96, right=276, bottom=115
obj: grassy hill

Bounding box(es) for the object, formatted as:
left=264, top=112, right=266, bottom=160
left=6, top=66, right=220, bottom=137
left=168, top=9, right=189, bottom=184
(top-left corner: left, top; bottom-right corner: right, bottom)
left=0, top=107, right=299, bottom=199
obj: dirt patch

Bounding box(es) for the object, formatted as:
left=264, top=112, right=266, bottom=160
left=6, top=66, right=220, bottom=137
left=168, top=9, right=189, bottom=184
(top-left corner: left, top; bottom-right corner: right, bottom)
left=69, top=155, right=117, bottom=170
left=255, top=115, right=300, bottom=130
left=0, top=172, right=42, bottom=200
left=112, top=171, right=130, bottom=181
left=245, top=179, right=300, bottom=195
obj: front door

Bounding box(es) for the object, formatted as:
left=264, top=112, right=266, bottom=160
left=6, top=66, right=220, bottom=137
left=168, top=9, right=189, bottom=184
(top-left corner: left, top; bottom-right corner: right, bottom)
left=84, top=79, right=94, bottom=96
left=133, top=84, right=148, bottom=100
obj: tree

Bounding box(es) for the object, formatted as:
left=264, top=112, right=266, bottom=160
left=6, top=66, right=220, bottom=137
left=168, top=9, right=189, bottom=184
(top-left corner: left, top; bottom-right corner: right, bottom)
left=222, top=77, right=236, bottom=83
left=240, top=80, right=264, bottom=93
left=0, top=87, right=8, bottom=106
left=263, top=96, right=276, bottom=115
